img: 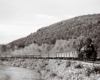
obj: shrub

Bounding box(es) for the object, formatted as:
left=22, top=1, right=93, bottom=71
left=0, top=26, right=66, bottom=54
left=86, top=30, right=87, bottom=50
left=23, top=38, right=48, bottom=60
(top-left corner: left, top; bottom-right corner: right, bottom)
left=45, top=63, right=48, bottom=66
left=66, top=61, right=71, bottom=67
left=85, top=68, right=93, bottom=76
left=47, top=69, right=50, bottom=72
left=57, top=63, right=61, bottom=65
left=75, top=63, right=83, bottom=69
left=86, top=66, right=100, bottom=76
left=92, top=66, right=100, bottom=74
left=50, top=73, right=57, bottom=77
left=41, top=65, right=45, bottom=69
left=58, top=76, right=63, bottom=79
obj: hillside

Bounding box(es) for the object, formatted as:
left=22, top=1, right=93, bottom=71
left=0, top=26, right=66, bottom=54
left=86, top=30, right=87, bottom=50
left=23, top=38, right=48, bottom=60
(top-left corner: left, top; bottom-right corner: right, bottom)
left=8, top=14, right=100, bottom=52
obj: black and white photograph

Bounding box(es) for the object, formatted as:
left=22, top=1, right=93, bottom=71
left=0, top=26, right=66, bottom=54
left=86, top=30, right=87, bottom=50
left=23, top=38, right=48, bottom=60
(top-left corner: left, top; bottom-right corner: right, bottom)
left=0, top=0, right=100, bottom=80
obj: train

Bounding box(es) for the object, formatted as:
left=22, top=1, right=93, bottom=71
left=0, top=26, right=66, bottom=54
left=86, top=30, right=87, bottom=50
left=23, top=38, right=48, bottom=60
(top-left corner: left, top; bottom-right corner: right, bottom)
left=0, top=50, right=97, bottom=61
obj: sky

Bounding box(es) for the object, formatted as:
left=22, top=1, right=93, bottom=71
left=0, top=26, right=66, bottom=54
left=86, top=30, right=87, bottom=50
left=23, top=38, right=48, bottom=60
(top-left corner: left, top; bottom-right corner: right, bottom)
left=0, top=0, right=100, bottom=44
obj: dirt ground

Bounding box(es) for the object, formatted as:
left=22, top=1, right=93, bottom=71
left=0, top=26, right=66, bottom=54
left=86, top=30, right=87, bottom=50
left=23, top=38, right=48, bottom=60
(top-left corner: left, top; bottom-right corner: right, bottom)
left=0, top=65, right=40, bottom=80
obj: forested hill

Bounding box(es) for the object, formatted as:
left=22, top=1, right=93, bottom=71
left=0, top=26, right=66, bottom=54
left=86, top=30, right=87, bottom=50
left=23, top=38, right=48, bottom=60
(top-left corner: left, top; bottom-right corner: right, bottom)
left=9, top=14, right=100, bottom=51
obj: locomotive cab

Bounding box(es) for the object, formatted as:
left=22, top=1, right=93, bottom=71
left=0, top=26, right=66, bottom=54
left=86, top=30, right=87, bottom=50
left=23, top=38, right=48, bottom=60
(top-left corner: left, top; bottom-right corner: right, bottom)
left=78, top=45, right=97, bottom=61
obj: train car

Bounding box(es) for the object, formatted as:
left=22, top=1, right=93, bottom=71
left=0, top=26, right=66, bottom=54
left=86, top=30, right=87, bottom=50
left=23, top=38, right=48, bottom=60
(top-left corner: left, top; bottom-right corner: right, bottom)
left=0, top=55, right=12, bottom=61
left=41, top=54, right=49, bottom=59
left=56, top=51, right=78, bottom=59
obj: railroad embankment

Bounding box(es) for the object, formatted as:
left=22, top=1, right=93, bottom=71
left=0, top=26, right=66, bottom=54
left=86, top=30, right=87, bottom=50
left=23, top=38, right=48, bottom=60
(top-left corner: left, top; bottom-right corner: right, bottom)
left=1, top=59, right=100, bottom=80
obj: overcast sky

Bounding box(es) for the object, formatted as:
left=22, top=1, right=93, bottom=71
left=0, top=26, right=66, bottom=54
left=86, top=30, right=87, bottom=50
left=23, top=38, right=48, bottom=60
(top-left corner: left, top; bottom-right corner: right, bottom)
left=0, top=0, right=100, bottom=44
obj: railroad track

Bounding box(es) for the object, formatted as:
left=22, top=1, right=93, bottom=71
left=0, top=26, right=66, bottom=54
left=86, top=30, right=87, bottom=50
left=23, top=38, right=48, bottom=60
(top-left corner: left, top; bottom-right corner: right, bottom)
left=0, top=56, right=100, bottom=62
